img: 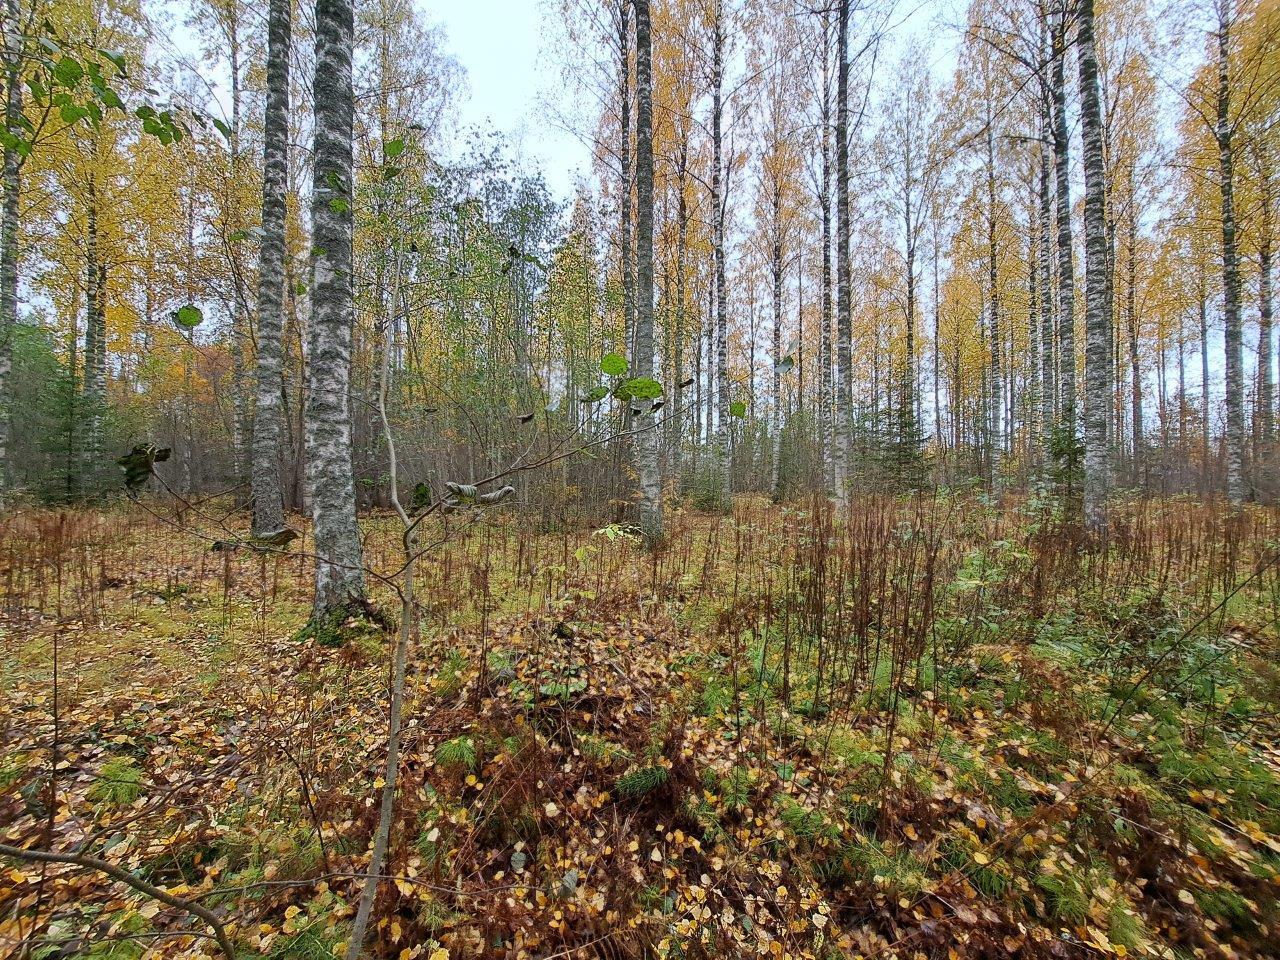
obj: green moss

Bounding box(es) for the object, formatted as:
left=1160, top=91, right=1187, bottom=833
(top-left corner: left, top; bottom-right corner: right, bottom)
left=293, top=611, right=384, bottom=650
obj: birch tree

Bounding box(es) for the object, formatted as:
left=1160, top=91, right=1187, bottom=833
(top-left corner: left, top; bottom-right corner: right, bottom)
left=250, top=0, right=290, bottom=538
left=306, top=0, right=366, bottom=618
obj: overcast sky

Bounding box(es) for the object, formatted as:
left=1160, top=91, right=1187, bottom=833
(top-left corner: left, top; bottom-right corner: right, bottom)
left=430, top=0, right=590, bottom=200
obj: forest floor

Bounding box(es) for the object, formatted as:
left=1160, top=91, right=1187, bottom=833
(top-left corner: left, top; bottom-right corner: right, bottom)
left=1, top=496, right=1279, bottom=960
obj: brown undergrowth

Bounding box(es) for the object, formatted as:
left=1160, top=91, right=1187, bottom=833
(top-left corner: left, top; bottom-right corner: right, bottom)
left=1, top=496, right=1278, bottom=959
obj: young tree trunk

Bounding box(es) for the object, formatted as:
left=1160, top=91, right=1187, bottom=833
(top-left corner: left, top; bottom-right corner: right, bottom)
left=1078, top=0, right=1111, bottom=530
left=306, top=0, right=366, bottom=620
left=251, top=0, right=291, bottom=538
left=833, top=0, right=852, bottom=506
left=632, top=0, right=662, bottom=543
left=1216, top=0, right=1246, bottom=505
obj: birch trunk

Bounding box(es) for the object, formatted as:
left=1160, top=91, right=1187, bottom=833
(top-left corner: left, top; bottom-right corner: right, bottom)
left=1216, top=0, right=1246, bottom=504
left=0, top=0, right=19, bottom=491
left=633, top=0, right=662, bottom=543
left=619, top=0, right=633, bottom=367
left=306, top=0, right=366, bottom=619
left=833, top=0, right=852, bottom=506
left=1078, top=0, right=1111, bottom=530
left=1051, top=1, right=1076, bottom=438
left=770, top=178, right=784, bottom=501
left=711, top=0, right=731, bottom=508
left=819, top=14, right=833, bottom=488
left=1256, top=144, right=1274, bottom=447
left=1038, top=110, right=1055, bottom=451
left=83, top=171, right=106, bottom=490
left=251, top=0, right=291, bottom=537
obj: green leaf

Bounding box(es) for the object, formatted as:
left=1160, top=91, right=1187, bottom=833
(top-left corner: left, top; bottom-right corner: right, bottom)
left=211, top=117, right=232, bottom=141
left=579, top=385, right=610, bottom=404
left=601, top=353, right=628, bottom=376
left=295, top=280, right=308, bottom=295
left=621, top=376, right=662, bottom=400
left=59, top=103, right=89, bottom=125
left=52, top=57, right=83, bottom=86
left=729, top=400, right=747, bottom=419
left=384, top=138, right=406, bottom=159
left=172, top=304, right=203, bottom=329
left=329, top=197, right=349, bottom=214
left=228, top=229, right=251, bottom=242
left=94, top=84, right=124, bottom=110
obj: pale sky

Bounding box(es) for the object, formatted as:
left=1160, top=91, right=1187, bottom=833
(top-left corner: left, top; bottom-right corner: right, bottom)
left=427, top=0, right=590, bottom=200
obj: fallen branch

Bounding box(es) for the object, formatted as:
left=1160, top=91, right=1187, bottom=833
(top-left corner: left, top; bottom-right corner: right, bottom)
left=0, top=842, right=236, bottom=960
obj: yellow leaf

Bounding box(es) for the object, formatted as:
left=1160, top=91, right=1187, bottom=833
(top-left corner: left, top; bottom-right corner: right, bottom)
left=973, top=852, right=990, bottom=865
left=285, top=906, right=301, bottom=919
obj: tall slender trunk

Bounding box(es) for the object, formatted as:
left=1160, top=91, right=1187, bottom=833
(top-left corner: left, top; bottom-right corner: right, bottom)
left=674, top=136, right=689, bottom=473
left=251, top=0, right=291, bottom=537
left=619, top=0, right=633, bottom=364
left=1027, top=192, right=1040, bottom=459
left=711, top=0, right=731, bottom=507
left=1038, top=108, right=1055, bottom=453
left=1051, top=0, right=1076, bottom=443
left=0, top=0, right=20, bottom=491
left=819, top=13, right=833, bottom=487
left=1125, top=165, right=1142, bottom=484
left=833, top=0, right=852, bottom=505
left=633, top=0, right=661, bottom=542
left=932, top=224, right=942, bottom=459
left=227, top=5, right=248, bottom=487
left=1200, top=270, right=1211, bottom=490
left=82, top=170, right=106, bottom=491
left=1216, top=0, right=1246, bottom=504
left=1256, top=144, right=1274, bottom=447
left=984, top=109, right=1001, bottom=482
left=770, top=174, right=784, bottom=500
left=306, top=0, right=366, bottom=619
left=1078, top=0, right=1110, bottom=529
